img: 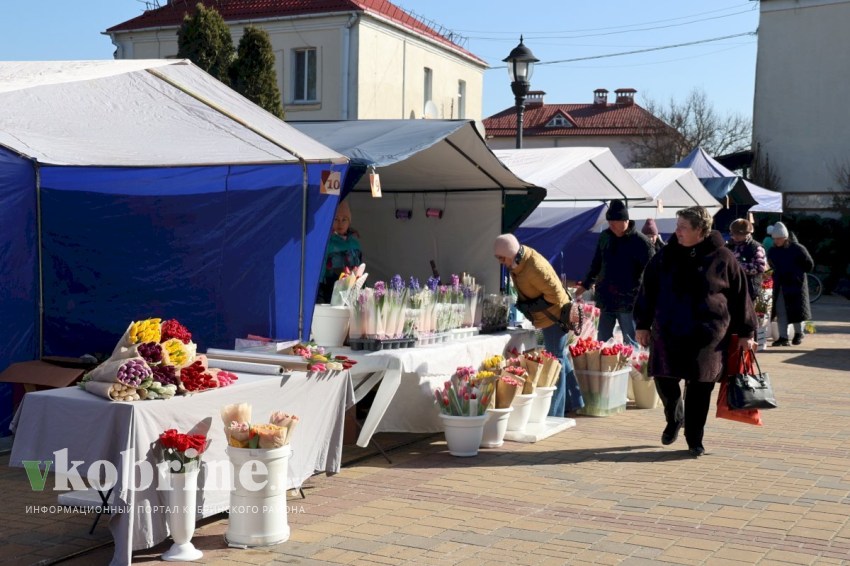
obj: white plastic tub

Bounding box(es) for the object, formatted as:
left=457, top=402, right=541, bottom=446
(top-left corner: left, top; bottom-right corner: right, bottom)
left=226, top=445, right=291, bottom=547
left=311, top=304, right=350, bottom=347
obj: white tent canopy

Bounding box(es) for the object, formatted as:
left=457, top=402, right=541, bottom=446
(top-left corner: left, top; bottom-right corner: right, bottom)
left=745, top=180, right=783, bottom=213
left=624, top=168, right=721, bottom=233
left=494, top=147, right=652, bottom=204
left=0, top=60, right=345, bottom=166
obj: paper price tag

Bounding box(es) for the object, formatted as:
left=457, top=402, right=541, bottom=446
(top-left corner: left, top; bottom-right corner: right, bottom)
left=321, top=170, right=342, bottom=195
left=370, top=172, right=382, bottom=198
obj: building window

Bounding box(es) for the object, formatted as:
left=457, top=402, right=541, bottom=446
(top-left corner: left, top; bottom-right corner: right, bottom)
left=546, top=114, right=572, bottom=127
left=294, top=48, right=317, bottom=102
left=423, top=67, right=433, bottom=113
left=457, top=80, right=466, bottom=119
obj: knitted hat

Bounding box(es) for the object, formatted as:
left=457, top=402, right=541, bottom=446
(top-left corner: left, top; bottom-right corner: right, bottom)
left=641, top=218, right=659, bottom=236
left=772, top=222, right=789, bottom=238
left=606, top=199, right=629, bottom=221
left=493, top=234, right=521, bottom=258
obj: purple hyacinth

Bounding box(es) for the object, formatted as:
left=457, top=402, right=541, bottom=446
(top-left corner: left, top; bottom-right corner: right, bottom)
left=426, top=276, right=440, bottom=291
left=451, top=274, right=460, bottom=290
left=390, top=274, right=404, bottom=292
left=374, top=280, right=386, bottom=298
left=409, top=276, right=420, bottom=292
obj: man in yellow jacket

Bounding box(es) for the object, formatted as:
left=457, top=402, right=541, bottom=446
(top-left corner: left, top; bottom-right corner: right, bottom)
left=494, top=234, right=585, bottom=416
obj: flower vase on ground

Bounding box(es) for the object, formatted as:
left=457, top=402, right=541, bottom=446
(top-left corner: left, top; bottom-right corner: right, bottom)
left=528, top=386, right=556, bottom=424
left=439, top=414, right=487, bottom=456
left=507, top=392, right=536, bottom=432
left=162, top=466, right=203, bottom=562
left=480, top=407, right=513, bottom=448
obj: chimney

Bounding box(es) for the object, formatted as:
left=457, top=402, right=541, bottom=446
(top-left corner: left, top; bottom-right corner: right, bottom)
left=526, top=90, right=545, bottom=107
left=615, top=88, right=637, bottom=106
left=593, top=88, right=609, bottom=106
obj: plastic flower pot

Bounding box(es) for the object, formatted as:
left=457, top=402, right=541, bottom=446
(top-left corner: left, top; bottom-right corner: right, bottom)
left=439, top=414, right=487, bottom=457
left=225, top=445, right=292, bottom=547
left=480, top=407, right=513, bottom=448
left=630, top=377, right=660, bottom=409
left=528, top=386, right=556, bottom=424
left=506, top=392, right=536, bottom=432
left=311, top=305, right=350, bottom=347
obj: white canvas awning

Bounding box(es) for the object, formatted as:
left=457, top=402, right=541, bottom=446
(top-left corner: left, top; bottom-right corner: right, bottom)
left=627, top=168, right=721, bottom=210
left=494, top=147, right=652, bottom=204
left=0, top=60, right=345, bottom=166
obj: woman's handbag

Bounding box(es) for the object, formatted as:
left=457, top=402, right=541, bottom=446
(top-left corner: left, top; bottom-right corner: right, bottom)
left=727, top=350, right=777, bottom=410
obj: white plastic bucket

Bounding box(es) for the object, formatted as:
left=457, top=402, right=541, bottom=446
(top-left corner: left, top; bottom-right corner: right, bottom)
left=528, top=386, right=556, bottom=424
left=311, top=304, right=350, bottom=347
left=480, top=407, right=513, bottom=448
left=226, top=445, right=291, bottom=546
left=507, top=393, right=536, bottom=432
left=440, top=414, right=487, bottom=457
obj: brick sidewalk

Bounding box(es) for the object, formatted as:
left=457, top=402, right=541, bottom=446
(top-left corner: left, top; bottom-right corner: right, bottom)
left=3, top=296, right=850, bottom=565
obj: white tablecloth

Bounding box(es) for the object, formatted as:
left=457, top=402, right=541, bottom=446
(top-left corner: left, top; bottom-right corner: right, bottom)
left=340, top=329, right=537, bottom=435
left=8, top=370, right=353, bottom=565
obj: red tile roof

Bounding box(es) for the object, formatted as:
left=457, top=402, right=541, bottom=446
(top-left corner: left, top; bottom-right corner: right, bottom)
left=107, top=0, right=485, bottom=65
left=483, top=101, right=673, bottom=138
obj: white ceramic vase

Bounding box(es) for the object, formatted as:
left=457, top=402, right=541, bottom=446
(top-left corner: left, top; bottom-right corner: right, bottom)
left=162, top=467, right=203, bottom=562
left=439, top=414, right=487, bottom=457
left=528, top=386, right=556, bottom=424
left=480, top=407, right=513, bottom=448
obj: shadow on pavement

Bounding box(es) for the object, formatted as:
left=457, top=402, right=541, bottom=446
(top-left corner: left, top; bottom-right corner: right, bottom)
left=778, top=348, right=848, bottom=371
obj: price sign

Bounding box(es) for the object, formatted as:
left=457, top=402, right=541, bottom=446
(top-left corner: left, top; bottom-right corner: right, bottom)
left=370, top=172, right=382, bottom=198
left=321, top=170, right=342, bottom=195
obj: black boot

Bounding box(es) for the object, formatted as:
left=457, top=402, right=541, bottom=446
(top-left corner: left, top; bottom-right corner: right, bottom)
left=661, top=421, right=682, bottom=445
left=792, top=333, right=803, bottom=345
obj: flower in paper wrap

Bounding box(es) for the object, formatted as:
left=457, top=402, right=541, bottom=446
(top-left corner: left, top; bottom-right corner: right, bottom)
left=128, top=318, right=162, bottom=345
left=137, top=341, right=166, bottom=365
left=226, top=421, right=252, bottom=448
left=180, top=359, right=216, bottom=392
left=162, top=338, right=196, bottom=368
left=160, top=319, right=192, bottom=344
left=222, top=402, right=252, bottom=425
left=116, top=358, right=152, bottom=387
left=253, top=423, right=286, bottom=449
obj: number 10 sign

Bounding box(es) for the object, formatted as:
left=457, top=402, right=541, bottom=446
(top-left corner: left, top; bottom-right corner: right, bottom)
left=321, top=170, right=342, bottom=195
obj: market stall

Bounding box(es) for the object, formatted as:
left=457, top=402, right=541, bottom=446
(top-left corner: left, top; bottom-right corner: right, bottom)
left=9, top=369, right=353, bottom=566
left=293, top=120, right=544, bottom=293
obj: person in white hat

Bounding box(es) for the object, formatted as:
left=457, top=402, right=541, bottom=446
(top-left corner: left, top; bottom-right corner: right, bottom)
left=767, top=222, right=814, bottom=346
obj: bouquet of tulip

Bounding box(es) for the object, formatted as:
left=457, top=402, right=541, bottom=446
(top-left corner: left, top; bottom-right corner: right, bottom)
left=159, top=428, right=208, bottom=473
left=221, top=403, right=300, bottom=449
left=503, top=363, right=534, bottom=395
left=629, top=347, right=651, bottom=381
left=568, top=337, right=604, bottom=371
left=599, top=342, right=634, bottom=373
left=754, top=272, right=773, bottom=322
left=481, top=354, right=506, bottom=371
left=434, top=372, right=494, bottom=417
left=332, top=263, right=368, bottom=307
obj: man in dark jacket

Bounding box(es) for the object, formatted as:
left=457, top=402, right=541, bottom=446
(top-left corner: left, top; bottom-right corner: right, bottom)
left=575, top=200, right=654, bottom=346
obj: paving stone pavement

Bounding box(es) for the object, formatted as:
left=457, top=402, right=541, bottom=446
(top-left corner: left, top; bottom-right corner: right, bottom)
left=2, top=296, right=849, bottom=565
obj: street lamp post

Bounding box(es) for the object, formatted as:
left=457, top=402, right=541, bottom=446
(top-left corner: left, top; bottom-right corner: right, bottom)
left=502, top=36, right=539, bottom=149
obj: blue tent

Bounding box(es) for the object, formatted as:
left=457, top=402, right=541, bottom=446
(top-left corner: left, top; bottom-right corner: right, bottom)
left=0, top=61, right=348, bottom=434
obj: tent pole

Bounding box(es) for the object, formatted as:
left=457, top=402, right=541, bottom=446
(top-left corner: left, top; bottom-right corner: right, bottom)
left=35, top=162, right=44, bottom=359
left=299, top=162, right=308, bottom=341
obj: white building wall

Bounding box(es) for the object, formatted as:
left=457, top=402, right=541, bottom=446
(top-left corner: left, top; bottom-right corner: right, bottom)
left=355, top=19, right=484, bottom=120
left=108, top=11, right=484, bottom=121
left=754, top=0, right=850, bottom=208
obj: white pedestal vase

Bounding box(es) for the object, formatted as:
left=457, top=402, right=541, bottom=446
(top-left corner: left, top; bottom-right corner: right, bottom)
left=226, top=445, right=292, bottom=547
left=507, top=393, right=536, bottom=433
left=480, top=407, right=513, bottom=448
left=162, top=468, right=203, bottom=562
left=528, top=386, right=556, bottom=424
left=439, top=414, right=487, bottom=457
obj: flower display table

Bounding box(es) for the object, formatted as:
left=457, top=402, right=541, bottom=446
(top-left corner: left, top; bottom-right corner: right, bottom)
left=9, top=370, right=353, bottom=566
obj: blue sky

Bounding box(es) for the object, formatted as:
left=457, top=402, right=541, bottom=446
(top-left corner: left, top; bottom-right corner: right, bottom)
left=0, top=0, right=759, bottom=119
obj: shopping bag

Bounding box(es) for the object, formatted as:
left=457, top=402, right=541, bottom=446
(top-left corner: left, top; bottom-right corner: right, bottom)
left=727, top=351, right=777, bottom=410
left=716, top=336, right=763, bottom=426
